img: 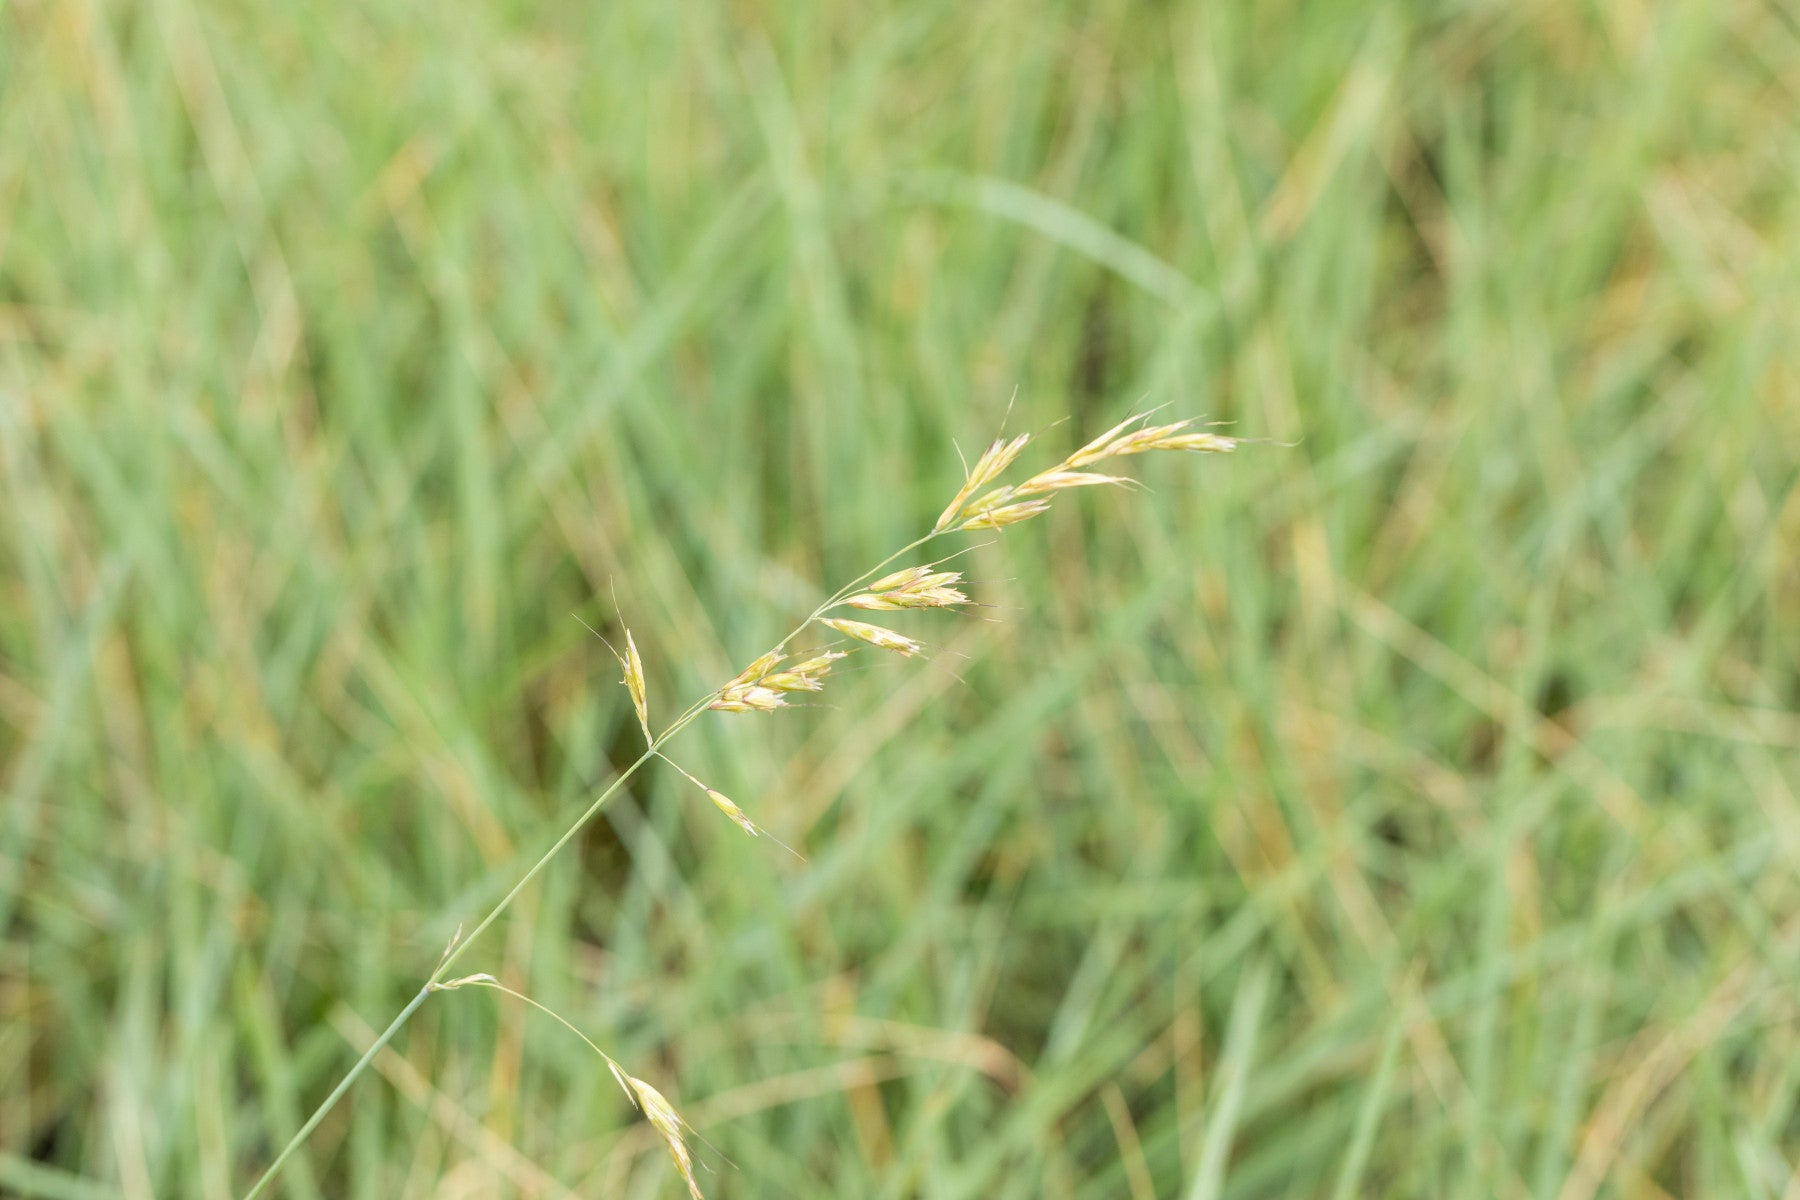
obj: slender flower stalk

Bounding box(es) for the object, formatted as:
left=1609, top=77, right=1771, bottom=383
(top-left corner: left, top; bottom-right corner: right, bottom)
left=238, top=412, right=1237, bottom=1200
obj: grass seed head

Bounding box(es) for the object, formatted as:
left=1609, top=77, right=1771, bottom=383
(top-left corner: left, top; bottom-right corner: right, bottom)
left=959, top=484, right=1016, bottom=518
left=758, top=670, right=824, bottom=692
left=1096, top=420, right=1194, bottom=457
left=844, top=586, right=967, bottom=610
left=623, top=631, right=649, bottom=739
left=1014, top=469, right=1130, bottom=496
left=870, top=565, right=934, bottom=592
left=707, top=789, right=761, bottom=837
left=726, top=650, right=785, bottom=689
left=1065, top=413, right=1150, bottom=467
left=1143, top=431, right=1237, bottom=454
left=935, top=433, right=1030, bottom=531
left=822, top=617, right=923, bottom=657
left=959, top=499, right=1051, bottom=530
left=759, top=649, right=851, bottom=692
left=710, top=685, right=788, bottom=713
left=789, top=650, right=848, bottom=676
left=627, top=1077, right=704, bottom=1200
left=908, top=586, right=969, bottom=607
left=844, top=593, right=900, bottom=610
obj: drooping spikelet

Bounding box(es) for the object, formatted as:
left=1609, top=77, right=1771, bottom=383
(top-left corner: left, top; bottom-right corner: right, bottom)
left=663, top=756, right=764, bottom=838
left=934, top=434, right=1030, bottom=532
left=821, top=617, right=923, bottom=657
left=626, top=1076, right=704, bottom=1200
left=706, top=789, right=759, bottom=837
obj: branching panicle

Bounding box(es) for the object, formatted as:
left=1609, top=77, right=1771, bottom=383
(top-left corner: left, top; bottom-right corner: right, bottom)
left=240, top=409, right=1241, bottom=1200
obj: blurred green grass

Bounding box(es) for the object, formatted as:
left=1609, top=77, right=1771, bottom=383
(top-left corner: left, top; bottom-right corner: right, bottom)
left=4, top=0, right=1799, bottom=1196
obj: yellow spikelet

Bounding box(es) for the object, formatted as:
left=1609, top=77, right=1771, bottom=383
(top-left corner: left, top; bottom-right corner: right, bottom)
left=627, top=1077, right=704, bottom=1200
left=821, top=617, right=923, bottom=657
left=959, top=500, right=1050, bottom=530
left=623, top=630, right=649, bottom=741
left=1013, top=470, right=1130, bottom=496
left=707, top=789, right=761, bottom=837
left=935, top=434, right=1030, bottom=531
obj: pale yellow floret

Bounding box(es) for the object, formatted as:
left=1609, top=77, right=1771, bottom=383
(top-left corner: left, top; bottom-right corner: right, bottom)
left=821, top=617, right=923, bottom=657
left=623, top=630, right=649, bottom=739
left=959, top=500, right=1051, bottom=530
left=627, top=1077, right=704, bottom=1200
left=934, top=433, right=1030, bottom=531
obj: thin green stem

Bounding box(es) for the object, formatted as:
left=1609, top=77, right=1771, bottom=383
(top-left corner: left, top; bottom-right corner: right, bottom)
left=433, top=976, right=626, bottom=1078
left=238, top=527, right=947, bottom=1200
left=432, top=743, right=660, bottom=984
left=241, top=986, right=432, bottom=1200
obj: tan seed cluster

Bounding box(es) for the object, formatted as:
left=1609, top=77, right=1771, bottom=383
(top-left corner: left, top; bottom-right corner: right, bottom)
left=711, top=649, right=845, bottom=712
left=934, top=433, right=1031, bottom=532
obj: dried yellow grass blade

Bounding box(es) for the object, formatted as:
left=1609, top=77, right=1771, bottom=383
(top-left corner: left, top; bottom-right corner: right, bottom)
left=821, top=617, right=923, bottom=657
